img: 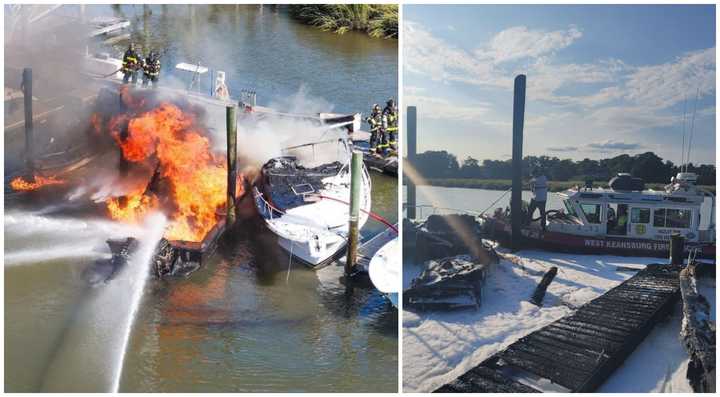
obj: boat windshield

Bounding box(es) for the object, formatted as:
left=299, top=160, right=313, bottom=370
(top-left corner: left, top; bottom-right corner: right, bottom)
left=563, top=199, right=578, bottom=218
left=282, top=133, right=349, bottom=168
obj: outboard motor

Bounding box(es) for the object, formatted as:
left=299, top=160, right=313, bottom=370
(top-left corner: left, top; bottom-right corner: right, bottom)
left=609, top=173, right=644, bottom=192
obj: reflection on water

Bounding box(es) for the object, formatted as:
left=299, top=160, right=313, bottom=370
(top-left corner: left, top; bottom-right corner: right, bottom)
left=6, top=174, right=397, bottom=392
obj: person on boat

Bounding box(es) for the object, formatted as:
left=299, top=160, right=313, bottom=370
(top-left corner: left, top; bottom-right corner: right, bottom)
left=383, top=99, right=398, bottom=151
left=366, top=104, right=383, bottom=154
left=527, top=170, right=548, bottom=231
left=616, top=206, right=629, bottom=234
left=142, top=51, right=161, bottom=87
left=121, top=43, right=141, bottom=85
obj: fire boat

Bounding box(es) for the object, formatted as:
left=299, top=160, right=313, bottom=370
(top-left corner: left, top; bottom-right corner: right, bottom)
left=481, top=173, right=716, bottom=259
left=253, top=131, right=372, bottom=269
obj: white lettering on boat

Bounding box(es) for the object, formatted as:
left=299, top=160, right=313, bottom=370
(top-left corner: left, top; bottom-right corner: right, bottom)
left=583, top=239, right=669, bottom=251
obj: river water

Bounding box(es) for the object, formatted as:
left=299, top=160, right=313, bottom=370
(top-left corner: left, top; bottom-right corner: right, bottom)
left=5, top=5, right=397, bottom=393
left=402, top=185, right=563, bottom=219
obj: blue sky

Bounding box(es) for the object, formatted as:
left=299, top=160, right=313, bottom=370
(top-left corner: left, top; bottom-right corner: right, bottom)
left=403, top=5, right=716, bottom=165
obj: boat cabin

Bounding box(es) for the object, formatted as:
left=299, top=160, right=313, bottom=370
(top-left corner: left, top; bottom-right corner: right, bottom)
left=549, top=173, right=715, bottom=244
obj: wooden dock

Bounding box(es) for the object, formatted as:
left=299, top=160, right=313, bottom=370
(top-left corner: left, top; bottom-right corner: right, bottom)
left=436, top=264, right=683, bottom=393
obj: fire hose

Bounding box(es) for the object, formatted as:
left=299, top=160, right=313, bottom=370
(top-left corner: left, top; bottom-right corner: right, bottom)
left=318, top=195, right=398, bottom=233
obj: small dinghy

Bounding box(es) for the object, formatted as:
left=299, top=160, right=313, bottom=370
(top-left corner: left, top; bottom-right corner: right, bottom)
left=254, top=135, right=372, bottom=268
left=369, top=236, right=400, bottom=307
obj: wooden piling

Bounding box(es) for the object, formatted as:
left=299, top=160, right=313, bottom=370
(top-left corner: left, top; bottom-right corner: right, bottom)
left=670, top=233, right=685, bottom=265
left=530, top=266, right=558, bottom=306
left=345, top=151, right=363, bottom=275
left=406, top=106, right=417, bottom=220
left=22, top=68, right=34, bottom=171
left=226, top=105, right=237, bottom=227
left=511, top=75, right=526, bottom=251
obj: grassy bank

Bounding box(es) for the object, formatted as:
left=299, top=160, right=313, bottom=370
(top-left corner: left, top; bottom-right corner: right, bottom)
left=417, top=178, right=716, bottom=194
left=288, top=4, right=398, bottom=39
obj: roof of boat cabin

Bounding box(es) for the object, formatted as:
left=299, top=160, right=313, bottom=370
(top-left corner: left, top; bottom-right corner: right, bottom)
left=557, top=187, right=708, bottom=205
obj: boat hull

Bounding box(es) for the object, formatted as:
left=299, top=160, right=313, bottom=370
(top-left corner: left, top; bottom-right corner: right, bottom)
left=253, top=159, right=373, bottom=270
left=486, top=218, right=715, bottom=260
left=276, top=232, right=348, bottom=269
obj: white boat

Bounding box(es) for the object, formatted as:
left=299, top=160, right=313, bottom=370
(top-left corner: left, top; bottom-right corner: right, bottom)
left=254, top=135, right=372, bottom=268
left=369, top=236, right=400, bottom=307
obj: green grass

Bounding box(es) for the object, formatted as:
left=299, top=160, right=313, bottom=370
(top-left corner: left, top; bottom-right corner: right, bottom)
left=412, top=178, right=716, bottom=194
left=288, top=4, right=398, bottom=39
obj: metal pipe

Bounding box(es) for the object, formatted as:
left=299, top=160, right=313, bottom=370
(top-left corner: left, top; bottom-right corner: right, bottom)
left=406, top=106, right=417, bottom=220
left=22, top=68, right=34, bottom=171
left=226, top=105, right=237, bottom=227
left=345, top=151, right=363, bottom=275
left=511, top=75, right=526, bottom=251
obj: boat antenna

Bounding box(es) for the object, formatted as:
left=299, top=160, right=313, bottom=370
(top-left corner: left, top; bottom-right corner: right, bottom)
left=685, top=87, right=700, bottom=173
left=680, top=94, right=687, bottom=170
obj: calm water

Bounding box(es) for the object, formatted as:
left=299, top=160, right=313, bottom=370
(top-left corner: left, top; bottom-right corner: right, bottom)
left=402, top=185, right=563, bottom=219
left=5, top=5, right=398, bottom=393
left=94, top=4, right=397, bottom=115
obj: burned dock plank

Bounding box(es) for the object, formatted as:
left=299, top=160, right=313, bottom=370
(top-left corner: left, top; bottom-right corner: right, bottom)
left=435, top=264, right=683, bottom=392
left=435, top=366, right=541, bottom=393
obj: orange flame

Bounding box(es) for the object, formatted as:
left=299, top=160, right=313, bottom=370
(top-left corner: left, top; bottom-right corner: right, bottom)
left=104, top=99, right=244, bottom=242
left=10, top=174, right=65, bottom=191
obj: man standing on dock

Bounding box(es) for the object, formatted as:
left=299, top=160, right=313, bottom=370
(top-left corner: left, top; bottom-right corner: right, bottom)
left=142, top=51, right=161, bottom=87
left=122, top=43, right=141, bottom=85
left=383, top=99, right=398, bottom=151
left=366, top=104, right=383, bottom=154
left=527, top=169, right=548, bottom=231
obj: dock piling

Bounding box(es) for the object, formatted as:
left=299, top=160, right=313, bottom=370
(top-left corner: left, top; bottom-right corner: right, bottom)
left=511, top=75, right=526, bottom=251
left=406, top=106, right=417, bottom=220
left=22, top=68, right=34, bottom=171
left=345, top=151, right=363, bottom=275
left=226, top=105, right=237, bottom=227
left=670, top=233, right=685, bottom=265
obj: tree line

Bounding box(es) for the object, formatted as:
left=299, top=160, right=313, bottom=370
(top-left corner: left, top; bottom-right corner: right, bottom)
left=406, top=151, right=716, bottom=186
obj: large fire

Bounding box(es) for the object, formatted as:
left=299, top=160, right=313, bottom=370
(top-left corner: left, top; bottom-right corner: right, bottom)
left=10, top=175, right=65, bottom=191
left=104, top=95, right=243, bottom=242
left=11, top=88, right=244, bottom=243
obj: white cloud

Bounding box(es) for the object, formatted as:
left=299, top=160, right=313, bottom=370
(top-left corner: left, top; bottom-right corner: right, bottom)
left=625, top=47, right=716, bottom=109
left=478, top=25, right=582, bottom=64
left=404, top=19, right=716, bottom=163
left=406, top=94, right=491, bottom=121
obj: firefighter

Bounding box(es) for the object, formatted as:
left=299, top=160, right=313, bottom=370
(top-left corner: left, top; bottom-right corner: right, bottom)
left=122, top=43, right=141, bottom=84
left=383, top=98, right=398, bottom=151
left=366, top=104, right=383, bottom=153
left=142, top=51, right=161, bottom=87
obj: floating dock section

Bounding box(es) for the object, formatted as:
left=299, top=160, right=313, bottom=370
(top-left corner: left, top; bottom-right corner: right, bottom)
left=436, top=264, right=683, bottom=393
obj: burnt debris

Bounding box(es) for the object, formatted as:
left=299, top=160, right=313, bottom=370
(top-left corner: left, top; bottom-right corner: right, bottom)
left=82, top=237, right=139, bottom=285
left=409, top=214, right=497, bottom=263
left=260, top=157, right=343, bottom=211
left=404, top=255, right=497, bottom=311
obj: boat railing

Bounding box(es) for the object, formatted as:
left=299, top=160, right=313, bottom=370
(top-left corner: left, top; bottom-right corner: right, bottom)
left=253, top=187, right=284, bottom=220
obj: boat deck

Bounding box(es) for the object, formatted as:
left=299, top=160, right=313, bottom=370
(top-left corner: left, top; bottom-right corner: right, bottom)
left=435, top=263, right=682, bottom=393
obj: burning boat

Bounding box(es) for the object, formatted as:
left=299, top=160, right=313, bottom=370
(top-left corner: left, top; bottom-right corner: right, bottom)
left=253, top=134, right=372, bottom=268
left=482, top=172, right=716, bottom=259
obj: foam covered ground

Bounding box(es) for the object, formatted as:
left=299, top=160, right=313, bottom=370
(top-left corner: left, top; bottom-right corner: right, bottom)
left=402, top=248, right=715, bottom=392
